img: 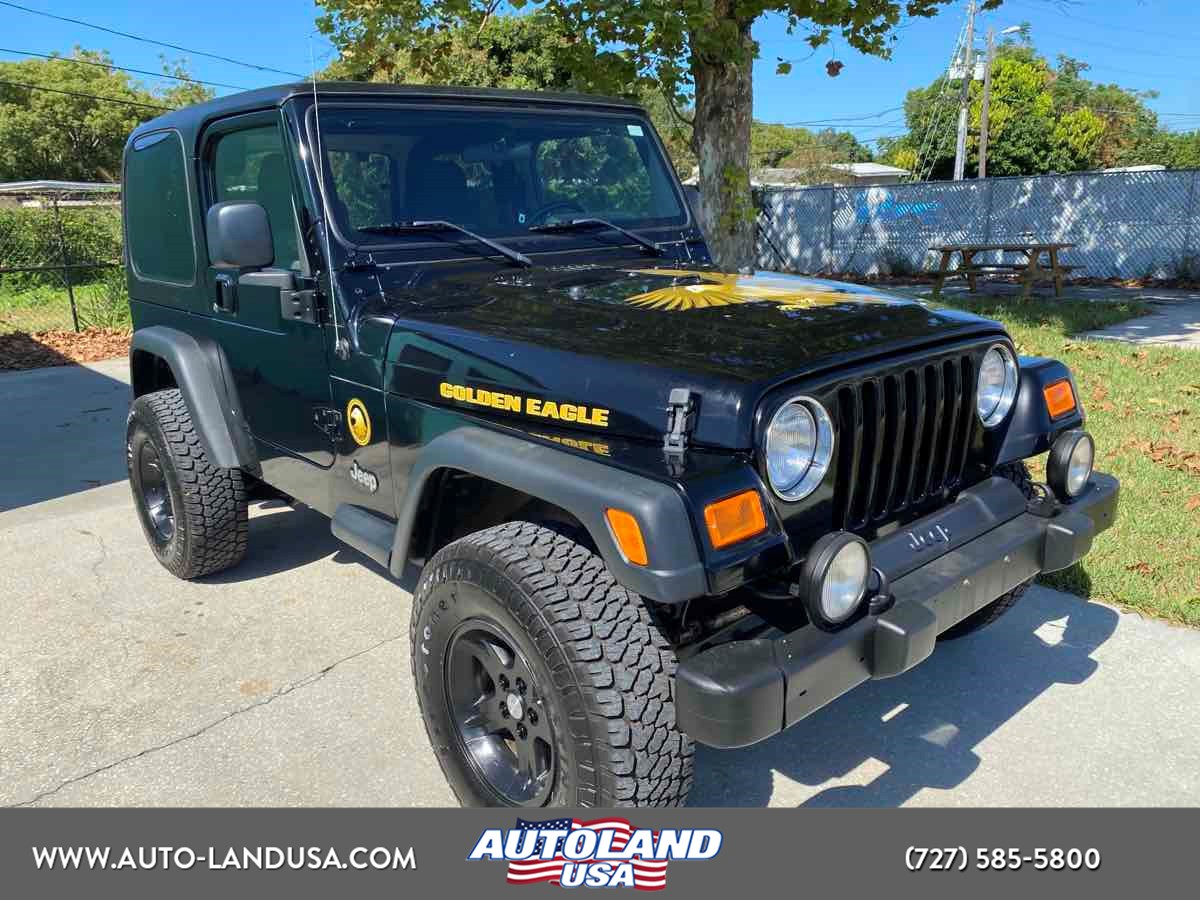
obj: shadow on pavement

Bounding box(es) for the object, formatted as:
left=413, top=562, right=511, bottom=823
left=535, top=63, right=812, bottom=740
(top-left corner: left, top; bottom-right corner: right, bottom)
left=0, top=359, right=131, bottom=512
left=201, top=501, right=420, bottom=593
left=690, top=588, right=1119, bottom=807
left=202, top=504, right=1120, bottom=809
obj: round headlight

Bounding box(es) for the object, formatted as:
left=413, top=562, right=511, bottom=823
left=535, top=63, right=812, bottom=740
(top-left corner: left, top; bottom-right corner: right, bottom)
left=1047, top=430, right=1095, bottom=501
left=977, top=345, right=1019, bottom=427
left=800, top=532, right=871, bottom=630
left=764, top=397, right=834, bottom=501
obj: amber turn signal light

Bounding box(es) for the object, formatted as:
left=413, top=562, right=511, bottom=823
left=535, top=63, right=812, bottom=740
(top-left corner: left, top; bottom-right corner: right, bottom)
left=704, top=490, right=768, bottom=550
left=1044, top=379, right=1077, bottom=419
left=605, top=508, right=649, bottom=566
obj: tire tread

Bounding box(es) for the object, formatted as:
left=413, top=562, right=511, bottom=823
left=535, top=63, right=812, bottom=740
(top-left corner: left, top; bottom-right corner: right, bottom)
left=131, top=389, right=247, bottom=579
left=412, top=521, right=693, bottom=807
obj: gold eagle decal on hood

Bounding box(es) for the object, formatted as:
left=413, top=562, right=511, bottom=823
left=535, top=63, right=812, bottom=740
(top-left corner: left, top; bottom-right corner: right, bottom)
left=624, top=269, right=885, bottom=312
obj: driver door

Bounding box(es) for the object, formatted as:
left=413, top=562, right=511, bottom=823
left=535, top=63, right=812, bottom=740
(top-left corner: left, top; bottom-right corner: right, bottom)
left=201, top=112, right=334, bottom=471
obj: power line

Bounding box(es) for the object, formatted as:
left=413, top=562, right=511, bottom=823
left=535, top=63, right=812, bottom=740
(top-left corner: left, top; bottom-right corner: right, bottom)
left=1082, top=61, right=1200, bottom=85
left=781, top=106, right=903, bottom=126
left=0, top=0, right=304, bottom=78
left=0, top=78, right=172, bottom=110
left=0, top=47, right=248, bottom=91
left=909, top=9, right=969, bottom=182
left=1036, top=27, right=1200, bottom=63
left=1008, top=0, right=1200, bottom=46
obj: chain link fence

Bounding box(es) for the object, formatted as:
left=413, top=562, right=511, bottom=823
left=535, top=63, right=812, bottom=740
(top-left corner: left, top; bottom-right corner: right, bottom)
left=0, top=181, right=125, bottom=334
left=757, top=168, right=1200, bottom=281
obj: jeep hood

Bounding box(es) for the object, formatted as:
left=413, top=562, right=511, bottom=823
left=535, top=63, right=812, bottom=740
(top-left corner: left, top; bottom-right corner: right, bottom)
left=378, top=263, right=1004, bottom=449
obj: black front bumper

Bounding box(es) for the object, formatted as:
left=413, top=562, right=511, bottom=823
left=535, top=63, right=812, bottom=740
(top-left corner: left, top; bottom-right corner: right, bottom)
left=675, top=472, right=1120, bottom=749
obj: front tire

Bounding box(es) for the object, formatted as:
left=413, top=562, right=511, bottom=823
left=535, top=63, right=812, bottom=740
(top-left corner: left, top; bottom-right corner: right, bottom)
left=127, top=388, right=248, bottom=579
left=411, top=521, right=693, bottom=807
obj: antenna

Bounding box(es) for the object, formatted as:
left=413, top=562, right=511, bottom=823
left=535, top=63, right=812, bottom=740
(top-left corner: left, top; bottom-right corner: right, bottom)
left=308, top=33, right=350, bottom=361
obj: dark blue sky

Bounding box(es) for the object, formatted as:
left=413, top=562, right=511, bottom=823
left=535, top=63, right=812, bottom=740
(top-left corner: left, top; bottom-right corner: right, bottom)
left=5, top=0, right=1198, bottom=147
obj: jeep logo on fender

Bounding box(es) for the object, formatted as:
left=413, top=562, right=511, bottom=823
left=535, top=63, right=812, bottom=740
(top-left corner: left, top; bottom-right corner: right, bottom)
left=349, top=460, right=379, bottom=494
left=907, top=523, right=951, bottom=552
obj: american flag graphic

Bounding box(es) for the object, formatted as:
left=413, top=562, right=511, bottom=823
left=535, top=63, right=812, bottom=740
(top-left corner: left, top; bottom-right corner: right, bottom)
left=505, top=817, right=668, bottom=891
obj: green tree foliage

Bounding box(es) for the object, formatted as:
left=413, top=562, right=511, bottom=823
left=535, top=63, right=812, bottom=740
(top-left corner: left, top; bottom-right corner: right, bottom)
left=0, top=49, right=212, bottom=183
left=881, top=41, right=1195, bottom=178
left=1166, top=132, right=1200, bottom=170
left=751, top=121, right=872, bottom=175
left=316, top=0, right=972, bottom=267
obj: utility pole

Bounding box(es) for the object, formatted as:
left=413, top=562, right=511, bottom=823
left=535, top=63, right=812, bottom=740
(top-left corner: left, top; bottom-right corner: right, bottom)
left=979, top=26, right=995, bottom=179
left=952, top=0, right=977, bottom=181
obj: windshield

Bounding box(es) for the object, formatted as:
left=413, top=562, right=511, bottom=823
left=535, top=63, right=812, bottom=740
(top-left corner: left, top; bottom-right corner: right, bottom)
left=312, top=105, right=686, bottom=243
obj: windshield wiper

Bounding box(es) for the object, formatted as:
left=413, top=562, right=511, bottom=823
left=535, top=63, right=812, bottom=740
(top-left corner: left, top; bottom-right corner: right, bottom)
left=528, top=218, right=663, bottom=256
left=357, top=220, right=532, bottom=268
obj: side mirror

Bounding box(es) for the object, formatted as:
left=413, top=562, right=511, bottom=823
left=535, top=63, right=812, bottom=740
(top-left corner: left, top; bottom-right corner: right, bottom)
left=206, top=201, right=274, bottom=269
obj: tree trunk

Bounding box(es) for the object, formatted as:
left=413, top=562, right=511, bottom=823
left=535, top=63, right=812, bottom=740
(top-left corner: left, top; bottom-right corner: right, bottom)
left=690, top=18, right=756, bottom=271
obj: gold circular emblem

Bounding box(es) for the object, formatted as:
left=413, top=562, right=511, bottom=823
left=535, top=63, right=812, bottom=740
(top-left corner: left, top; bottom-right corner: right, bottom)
left=346, top=398, right=371, bottom=446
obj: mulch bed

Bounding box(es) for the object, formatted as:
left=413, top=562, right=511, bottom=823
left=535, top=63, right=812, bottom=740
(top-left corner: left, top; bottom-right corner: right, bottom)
left=0, top=329, right=131, bottom=371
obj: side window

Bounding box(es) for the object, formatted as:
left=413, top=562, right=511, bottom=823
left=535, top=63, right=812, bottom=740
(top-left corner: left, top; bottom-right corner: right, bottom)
left=211, top=125, right=300, bottom=270
left=125, top=131, right=194, bottom=284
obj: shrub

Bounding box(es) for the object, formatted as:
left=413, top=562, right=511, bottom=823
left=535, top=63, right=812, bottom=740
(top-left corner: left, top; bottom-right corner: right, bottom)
left=76, top=267, right=131, bottom=330
left=880, top=247, right=919, bottom=277
left=1166, top=253, right=1200, bottom=284
left=0, top=204, right=123, bottom=291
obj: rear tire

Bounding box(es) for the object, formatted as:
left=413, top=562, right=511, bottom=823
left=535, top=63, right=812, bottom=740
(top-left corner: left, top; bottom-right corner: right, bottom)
left=127, top=388, right=248, bottom=579
left=939, top=462, right=1034, bottom=640
left=411, top=521, right=693, bottom=807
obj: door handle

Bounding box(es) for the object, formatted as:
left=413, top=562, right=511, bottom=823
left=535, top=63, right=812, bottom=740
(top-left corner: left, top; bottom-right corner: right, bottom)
left=214, top=273, right=237, bottom=314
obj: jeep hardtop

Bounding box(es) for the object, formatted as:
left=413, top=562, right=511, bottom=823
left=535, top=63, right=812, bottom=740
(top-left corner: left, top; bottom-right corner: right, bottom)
left=122, top=82, right=1119, bottom=807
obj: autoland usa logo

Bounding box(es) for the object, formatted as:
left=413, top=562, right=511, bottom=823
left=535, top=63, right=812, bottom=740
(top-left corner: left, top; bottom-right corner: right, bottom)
left=467, top=817, right=721, bottom=890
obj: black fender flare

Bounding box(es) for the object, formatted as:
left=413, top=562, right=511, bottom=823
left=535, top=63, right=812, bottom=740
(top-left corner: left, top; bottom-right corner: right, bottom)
left=129, top=326, right=257, bottom=471
left=390, top=426, right=708, bottom=605
left=996, top=356, right=1086, bottom=464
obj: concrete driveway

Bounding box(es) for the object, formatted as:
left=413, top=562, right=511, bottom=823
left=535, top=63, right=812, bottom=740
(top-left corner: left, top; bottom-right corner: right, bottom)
left=2, top=359, right=1198, bottom=807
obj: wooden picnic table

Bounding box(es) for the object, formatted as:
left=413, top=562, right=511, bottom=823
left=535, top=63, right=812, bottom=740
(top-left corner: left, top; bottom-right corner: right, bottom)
left=929, top=241, right=1077, bottom=300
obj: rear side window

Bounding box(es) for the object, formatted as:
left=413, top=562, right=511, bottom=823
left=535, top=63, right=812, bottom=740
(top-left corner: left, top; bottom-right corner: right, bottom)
left=125, top=131, right=195, bottom=284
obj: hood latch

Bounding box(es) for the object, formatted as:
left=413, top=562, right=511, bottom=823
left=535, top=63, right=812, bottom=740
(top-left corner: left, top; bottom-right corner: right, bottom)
left=663, top=388, right=697, bottom=469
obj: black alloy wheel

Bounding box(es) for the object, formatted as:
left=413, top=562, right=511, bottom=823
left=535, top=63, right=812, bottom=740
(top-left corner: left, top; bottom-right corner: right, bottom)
left=126, top=388, right=248, bottom=579
left=135, top=440, right=175, bottom=543
left=411, top=521, right=694, bottom=808
left=445, top=619, right=555, bottom=806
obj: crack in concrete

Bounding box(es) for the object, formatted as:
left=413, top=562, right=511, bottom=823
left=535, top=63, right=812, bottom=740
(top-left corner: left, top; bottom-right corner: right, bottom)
left=7, top=632, right=405, bottom=808
left=84, top=529, right=109, bottom=579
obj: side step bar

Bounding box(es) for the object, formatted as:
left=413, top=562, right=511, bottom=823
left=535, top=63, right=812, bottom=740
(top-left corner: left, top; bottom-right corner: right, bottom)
left=331, top=504, right=396, bottom=568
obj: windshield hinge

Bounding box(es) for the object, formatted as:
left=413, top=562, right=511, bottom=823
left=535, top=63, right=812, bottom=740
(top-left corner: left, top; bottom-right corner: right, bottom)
left=663, top=388, right=697, bottom=468
left=281, top=287, right=318, bottom=324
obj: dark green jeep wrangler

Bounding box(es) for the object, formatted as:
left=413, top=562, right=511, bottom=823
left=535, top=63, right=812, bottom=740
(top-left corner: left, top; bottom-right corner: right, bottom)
left=122, top=83, right=1118, bottom=808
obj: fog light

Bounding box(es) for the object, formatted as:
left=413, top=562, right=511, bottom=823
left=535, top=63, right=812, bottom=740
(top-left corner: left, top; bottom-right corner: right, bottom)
left=1047, top=430, right=1095, bottom=501
left=799, top=532, right=871, bottom=630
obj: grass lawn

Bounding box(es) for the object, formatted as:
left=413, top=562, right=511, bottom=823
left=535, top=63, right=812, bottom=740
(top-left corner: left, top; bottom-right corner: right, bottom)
left=0, top=278, right=129, bottom=334
left=936, top=293, right=1200, bottom=627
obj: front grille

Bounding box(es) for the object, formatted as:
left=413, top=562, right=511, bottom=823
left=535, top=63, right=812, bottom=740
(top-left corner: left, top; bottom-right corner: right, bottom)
left=833, top=352, right=978, bottom=532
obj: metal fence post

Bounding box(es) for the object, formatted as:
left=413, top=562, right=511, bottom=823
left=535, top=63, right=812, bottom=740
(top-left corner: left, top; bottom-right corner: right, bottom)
left=1187, top=170, right=1197, bottom=266
left=50, top=196, right=80, bottom=332
left=982, top=177, right=995, bottom=246
left=826, top=186, right=836, bottom=274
